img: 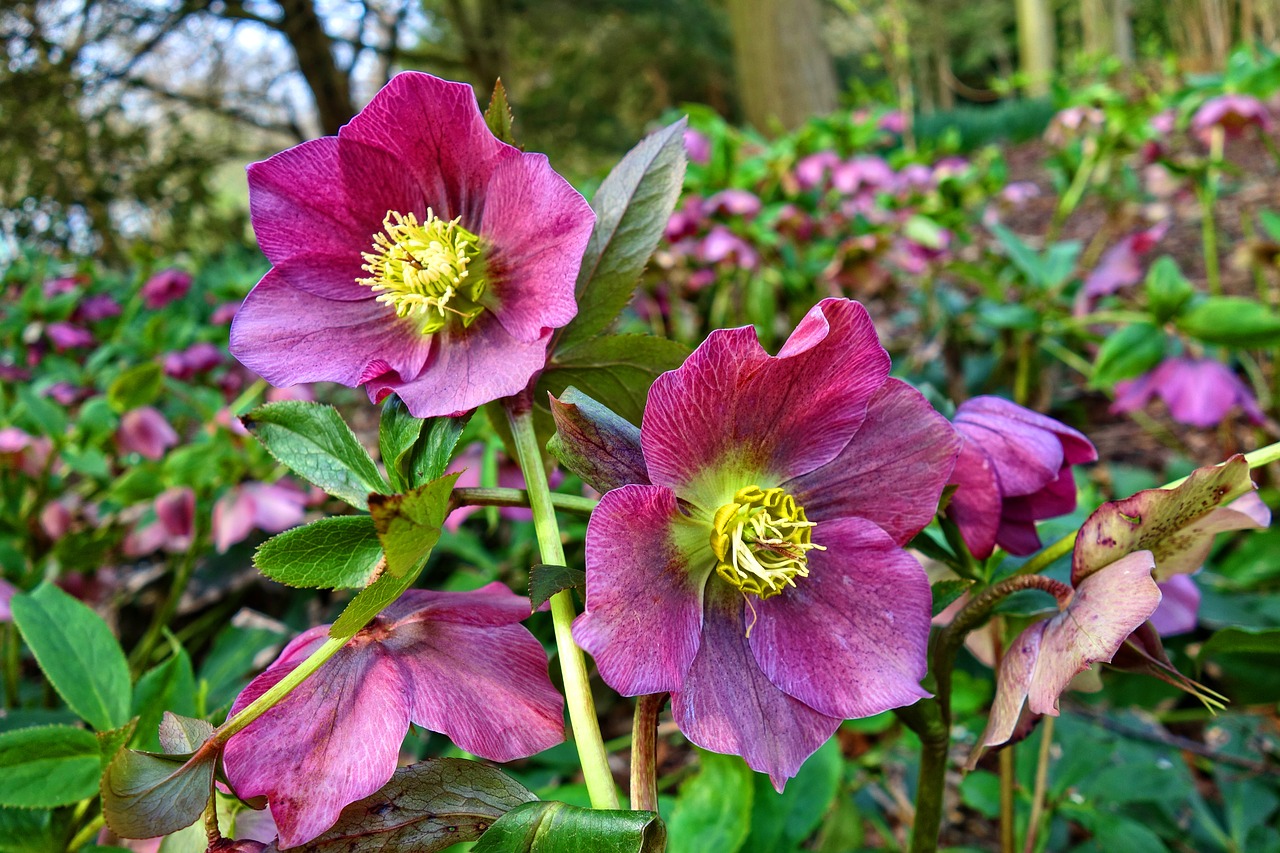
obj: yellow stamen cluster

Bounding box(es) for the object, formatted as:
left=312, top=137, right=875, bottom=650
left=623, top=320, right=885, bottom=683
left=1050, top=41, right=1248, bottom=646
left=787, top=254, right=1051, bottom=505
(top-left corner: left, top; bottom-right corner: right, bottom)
left=358, top=210, right=486, bottom=335
left=709, top=485, right=824, bottom=599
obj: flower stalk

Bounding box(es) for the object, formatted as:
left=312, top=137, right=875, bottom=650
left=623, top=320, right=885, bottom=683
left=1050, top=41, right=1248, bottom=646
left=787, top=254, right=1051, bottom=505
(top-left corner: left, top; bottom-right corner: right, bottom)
left=630, top=693, right=667, bottom=812
left=507, top=403, right=619, bottom=809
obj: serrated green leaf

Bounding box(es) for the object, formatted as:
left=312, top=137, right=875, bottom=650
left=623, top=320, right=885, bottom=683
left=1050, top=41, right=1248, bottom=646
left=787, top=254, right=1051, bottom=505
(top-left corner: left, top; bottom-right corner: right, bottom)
left=107, top=363, right=164, bottom=413
left=1091, top=322, right=1166, bottom=388
left=529, top=565, right=585, bottom=611
left=98, top=719, right=139, bottom=771
left=101, top=743, right=216, bottom=839
left=131, top=649, right=196, bottom=753
left=268, top=758, right=537, bottom=852
left=1178, top=296, right=1280, bottom=347
left=472, top=801, right=665, bottom=853
left=379, top=395, right=425, bottom=493
left=484, top=79, right=517, bottom=147
left=555, top=118, right=688, bottom=352
left=242, top=401, right=390, bottom=509
left=0, top=725, right=101, bottom=808
left=1145, top=256, right=1194, bottom=322
left=404, top=413, right=472, bottom=488
left=667, top=749, right=753, bottom=853
left=11, top=583, right=131, bottom=732
left=254, top=516, right=384, bottom=589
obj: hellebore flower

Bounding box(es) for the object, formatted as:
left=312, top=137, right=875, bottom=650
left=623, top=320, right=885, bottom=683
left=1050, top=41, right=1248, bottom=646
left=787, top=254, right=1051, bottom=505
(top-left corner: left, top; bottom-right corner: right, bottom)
left=163, top=342, right=223, bottom=380
left=229, top=72, right=595, bottom=419
left=45, top=321, right=94, bottom=352
left=1112, top=357, right=1264, bottom=429
left=75, top=293, right=121, bottom=324
left=569, top=298, right=962, bottom=786
left=683, top=129, right=712, bottom=166
left=704, top=189, right=762, bottom=219
left=0, top=427, right=52, bottom=477
left=1192, top=94, right=1273, bottom=142
left=115, top=407, right=179, bottom=461
left=1150, top=574, right=1201, bottom=636
left=212, top=481, right=308, bottom=553
left=140, top=269, right=193, bottom=310
left=223, top=584, right=563, bottom=846
left=971, top=550, right=1162, bottom=761
left=1082, top=221, right=1170, bottom=300
left=948, top=397, right=1097, bottom=560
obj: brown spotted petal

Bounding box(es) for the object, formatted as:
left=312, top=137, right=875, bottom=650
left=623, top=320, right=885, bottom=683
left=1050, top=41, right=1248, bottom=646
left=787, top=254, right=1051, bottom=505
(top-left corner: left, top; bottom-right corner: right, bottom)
left=1072, top=455, right=1266, bottom=585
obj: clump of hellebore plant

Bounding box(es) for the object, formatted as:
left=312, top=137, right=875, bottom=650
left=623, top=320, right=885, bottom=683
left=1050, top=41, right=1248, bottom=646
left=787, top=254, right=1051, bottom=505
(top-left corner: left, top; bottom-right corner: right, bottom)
left=230, top=72, right=595, bottom=418
left=563, top=297, right=962, bottom=786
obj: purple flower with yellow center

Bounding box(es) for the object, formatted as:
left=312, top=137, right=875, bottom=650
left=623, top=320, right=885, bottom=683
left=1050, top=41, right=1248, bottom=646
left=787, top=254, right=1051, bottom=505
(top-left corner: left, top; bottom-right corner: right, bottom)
left=223, top=583, right=564, bottom=847
left=230, top=72, right=595, bottom=418
left=568, top=298, right=962, bottom=786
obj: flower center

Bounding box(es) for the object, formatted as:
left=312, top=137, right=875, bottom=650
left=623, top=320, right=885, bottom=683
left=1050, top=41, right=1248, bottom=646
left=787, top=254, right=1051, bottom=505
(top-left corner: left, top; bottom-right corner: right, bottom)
left=709, top=485, right=824, bottom=599
left=358, top=210, right=487, bottom=335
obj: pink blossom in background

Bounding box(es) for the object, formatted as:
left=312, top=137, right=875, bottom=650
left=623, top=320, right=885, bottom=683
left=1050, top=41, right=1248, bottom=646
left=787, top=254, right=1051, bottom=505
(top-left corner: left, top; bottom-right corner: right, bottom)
left=45, top=321, right=94, bottom=351
left=1082, top=221, right=1170, bottom=299
left=1112, top=357, right=1264, bottom=428
left=0, top=578, right=15, bottom=622
left=0, top=427, right=53, bottom=477
left=39, top=501, right=73, bottom=541
left=931, top=156, right=971, bottom=181
left=75, top=293, right=121, bottom=323
left=832, top=156, right=894, bottom=195
left=683, top=128, right=712, bottom=165
left=229, top=72, right=595, bottom=419
left=211, top=301, right=242, bottom=325
left=1044, top=106, right=1105, bottom=146
left=140, top=269, right=193, bottom=310
left=794, top=150, right=840, bottom=191
left=1192, top=93, right=1273, bottom=142
left=124, top=487, right=197, bottom=556
left=223, top=584, right=563, bottom=846
left=213, top=481, right=308, bottom=552
left=45, top=382, right=88, bottom=406
left=444, top=443, right=564, bottom=529
left=665, top=198, right=706, bottom=242
left=949, top=397, right=1097, bottom=559
left=42, top=275, right=84, bottom=297
left=1150, top=574, right=1201, bottom=636
left=704, top=188, right=762, bottom=219
left=265, top=384, right=315, bottom=403
left=1149, top=109, right=1177, bottom=136
left=877, top=110, right=907, bottom=135
left=697, top=226, right=760, bottom=270
left=163, top=342, right=224, bottom=380
left=116, top=407, right=179, bottom=460
left=893, top=164, right=935, bottom=195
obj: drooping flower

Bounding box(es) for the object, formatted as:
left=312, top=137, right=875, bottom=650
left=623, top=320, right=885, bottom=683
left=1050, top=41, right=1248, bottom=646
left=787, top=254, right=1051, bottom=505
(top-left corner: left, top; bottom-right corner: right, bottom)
left=1112, top=357, right=1264, bottom=429
left=115, top=407, right=179, bottom=461
left=948, top=397, right=1097, bottom=560
left=568, top=298, right=962, bottom=786
left=970, top=550, right=1161, bottom=762
left=1192, top=93, right=1273, bottom=142
left=229, top=72, right=595, bottom=419
left=683, top=128, right=712, bottom=166
left=163, top=342, right=224, bottom=380
left=1081, top=221, right=1170, bottom=299
left=140, top=269, right=193, bottom=310
left=222, top=584, right=563, bottom=846
left=75, top=293, right=121, bottom=323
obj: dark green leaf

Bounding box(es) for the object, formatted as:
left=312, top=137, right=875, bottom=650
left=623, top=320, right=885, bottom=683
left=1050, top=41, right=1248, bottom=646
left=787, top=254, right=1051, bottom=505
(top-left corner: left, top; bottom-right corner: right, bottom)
left=667, top=749, right=753, bottom=853
left=472, top=801, right=665, bottom=853
left=0, top=725, right=101, bottom=808
left=242, top=401, right=390, bottom=509
left=529, top=565, right=586, bottom=611
left=0, top=807, right=56, bottom=853
left=269, top=758, right=537, bottom=852
left=990, top=224, right=1045, bottom=286
left=1090, top=322, right=1166, bottom=388
left=330, top=473, right=459, bottom=637
left=157, top=713, right=214, bottom=756
left=484, top=80, right=518, bottom=147
left=11, top=583, right=131, bottom=732
left=1259, top=210, right=1280, bottom=242
left=743, top=737, right=841, bottom=852
left=555, top=118, right=688, bottom=351
left=547, top=388, right=646, bottom=493
left=379, top=395, right=424, bottom=493
left=1178, top=296, right=1280, bottom=347
left=931, top=579, right=973, bottom=617
left=403, top=413, right=472, bottom=488
left=107, top=363, right=164, bottom=413
left=544, top=335, right=690, bottom=430
left=1145, top=256, right=1194, bottom=322
left=1199, top=627, right=1280, bottom=659
left=101, top=732, right=217, bottom=840
left=131, top=649, right=197, bottom=753
left=254, top=516, right=384, bottom=590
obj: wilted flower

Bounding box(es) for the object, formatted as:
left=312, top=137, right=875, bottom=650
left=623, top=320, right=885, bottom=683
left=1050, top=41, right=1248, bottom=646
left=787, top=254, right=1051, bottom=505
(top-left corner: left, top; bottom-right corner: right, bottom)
left=948, top=397, right=1097, bottom=559
left=223, top=584, right=563, bottom=846
left=1081, top=221, right=1170, bottom=299
left=569, top=298, right=961, bottom=786
left=1192, top=93, right=1273, bottom=142
left=116, top=407, right=179, bottom=461
left=1150, top=574, right=1201, bottom=636
left=1112, top=357, right=1264, bottom=428
left=229, top=72, right=595, bottom=419
left=213, top=481, right=308, bottom=553
left=140, top=269, right=193, bottom=310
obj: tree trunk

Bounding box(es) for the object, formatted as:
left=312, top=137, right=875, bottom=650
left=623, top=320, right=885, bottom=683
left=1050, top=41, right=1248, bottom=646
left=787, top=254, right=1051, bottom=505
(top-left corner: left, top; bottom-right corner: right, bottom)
left=726, top=0, right=839, bottom=133
left=276, top=0, right=355, bottom=135
left=1016, top=0, right=1055, bottom=97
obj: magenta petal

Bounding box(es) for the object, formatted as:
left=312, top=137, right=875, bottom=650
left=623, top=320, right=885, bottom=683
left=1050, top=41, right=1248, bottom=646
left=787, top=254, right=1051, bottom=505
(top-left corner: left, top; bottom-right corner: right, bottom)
left=383, top=583, right=533, bottom=627
left=340, top=72, right=514, bottom=224
left=1027, top=550, right=1161, bottom=716
left=1150, top=574, right=1201, bottom=636
left=481, top=153, right=592, bottom=342
left=1003, top=465, right=1077, bottom=522
left=643, top=299, right=889, bottom=496
left=787, top=379, right=960, bottom=544
left=386, top=620, right=564, bottom=762
left=223, top=640, right=411, bottom=847
left=994, top=515, right=1044, bottom=556
left=750, top=517, right=931, bottom=719
left=364, top=317, right=551, bottom=418
left=671, top=583, right=841, bottom=789
left=574, top=485, right=710, bottom=695
left=229, top=269, right=432, bottom=389
left=947, top=441, right=1002, bottom=560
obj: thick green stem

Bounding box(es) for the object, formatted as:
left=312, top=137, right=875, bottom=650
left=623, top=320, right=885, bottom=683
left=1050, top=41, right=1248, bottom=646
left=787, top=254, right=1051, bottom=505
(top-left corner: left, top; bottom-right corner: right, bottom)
left=452, top=487, right=597, bottom=516
left=129, top=526, right=207, bottom=672
left=1023, top=715, right=1055, bottom=853
left=630, top=693, right=666, bottom=813
left=1201, top=126, right=1224, bottom=295
left=897, top=699, right=949, bottom=853
left=506, top=404, right=619, bottom=810
left=999, top=746, right=1017, bottom=853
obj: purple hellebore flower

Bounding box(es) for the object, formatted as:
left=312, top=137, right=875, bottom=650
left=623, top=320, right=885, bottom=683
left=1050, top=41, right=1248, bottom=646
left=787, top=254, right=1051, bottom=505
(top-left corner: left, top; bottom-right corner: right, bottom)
left=0, top=427, right=52, bottom=477
left=75, top=293, right=122, bottom=323
left=223, top=583, right=564, bottom=846
left=571, top=298, right=962, bottom=787
left=1082, top=221, right=1170, bottom=299
left=1150, top=574, right=1201, bottom=636
left=1112, top=357, right=1264, bottom=429
left=211, top=301, right=242, bottom=325
left=42, top=276, right=82, bottom=297
left=794, top=151, right=840, bottom=191
left=949, top=397, right=1097, bottom=560
left=877, top=110, right=907, bottom=135
left=972, top=550, right=1162, bottom=760
left=704, top=188, right=763, bottom=219
left=115, top=407, right=179, bottom=461
left=45, top=321, right=94, bottom=351
left=163, top=341, right=224, bottom=380
left=213, top=481, right=308, bottom=553
left=832, top=156, right=893, bottom=195
left=140, top=269, right=193, bottom=310
left=0, top=578, right=15, bottom=622
left=697, top=226, right=759, bottom=271
left=229, top=72, right=595, bottom=419
left=683, top=128, right=712, bottom=166
left=1192, top=93, right=1273, bottom=141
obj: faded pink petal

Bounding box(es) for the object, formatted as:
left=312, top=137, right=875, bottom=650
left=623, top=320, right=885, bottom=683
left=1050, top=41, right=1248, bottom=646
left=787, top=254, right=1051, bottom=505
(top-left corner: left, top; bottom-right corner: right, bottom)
left=1083, top=222, right=1170, bottom=298
left=155, top=487, right=196, bottom=539
left=245, top=482, right=307, bottom=533
left=1150, top=574, right=1200, bottom=636
left=683, top=129, right=711, bottom=165
left=213, top=489, right=257, bottom=553
left=1114, top=357, right=1263, bottom=428
left=1192, top=93, right=1273, bottom=141
left=116, top=407, right=178, bottom=460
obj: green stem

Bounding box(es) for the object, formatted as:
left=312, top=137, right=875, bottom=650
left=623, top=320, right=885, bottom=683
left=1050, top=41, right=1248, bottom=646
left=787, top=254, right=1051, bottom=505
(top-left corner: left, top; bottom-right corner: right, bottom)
left=1023, top=715, right=1055, bottom=853
left=66, top=814, right=105, bottom=851
left=1202, top=127, right=1224, bottom=295
left=129, top=526, right=207, bottom=672
left=451, top=487, right=597, bottom=516
left=1049, top=137, right=1101, bottom=240
left=506, top=403, right=619, bottom=810
left=213, top=636, right=350, bottom=745
left=630, top=693, right=666, bottom=813
left=939, top=516, right=985, bottom=581
left=3, top=623, right=19, bottom=709
left=999, top=746, right=1016, bottom=853
left=896, top=699, right=948, bottom=853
